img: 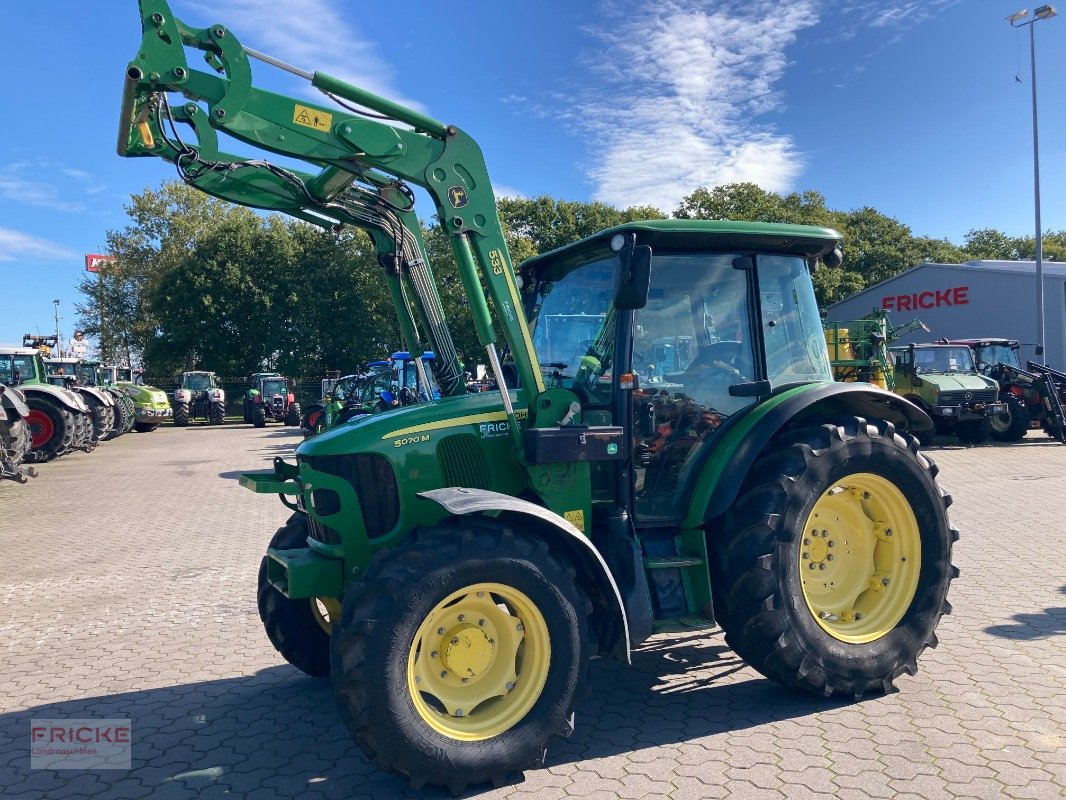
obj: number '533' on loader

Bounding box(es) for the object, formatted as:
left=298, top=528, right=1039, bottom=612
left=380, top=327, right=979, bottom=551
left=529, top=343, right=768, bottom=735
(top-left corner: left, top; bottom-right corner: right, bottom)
left=117, top=1, right=958, bottom=792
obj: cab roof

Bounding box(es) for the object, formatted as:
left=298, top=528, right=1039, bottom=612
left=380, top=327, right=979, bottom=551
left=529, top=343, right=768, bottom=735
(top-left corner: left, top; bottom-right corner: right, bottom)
left=519, top=219, right=842, bottom=279
left=938, top=338, right=1018, bottom=348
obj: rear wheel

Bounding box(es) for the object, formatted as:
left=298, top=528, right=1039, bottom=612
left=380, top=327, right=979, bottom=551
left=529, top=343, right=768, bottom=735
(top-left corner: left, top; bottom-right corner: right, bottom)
left=257, top=514, right=337, bottom=678
left=710, top=416, right=957, bottom=698
left=210, top=400, right=226, bottom=425
left=24, top=398, right=68, bottom=461
left=330, top=519, right=592, bottom=793
left=989, top=394, right=1030, bottom=442
left=174, top=402, right=190, bottom=427
left=285, top=402, right=301, bottom=427
left=1, top=418, right=30, bottom=477
left=121, top=397, right=136, bottom=433
left=956, top=418, right=990, bottom=445
left=83, top=396, right=109, bottom=443
left=252, top=404, right=267, bottom=428
left=107, top=395, right=129, bottom=439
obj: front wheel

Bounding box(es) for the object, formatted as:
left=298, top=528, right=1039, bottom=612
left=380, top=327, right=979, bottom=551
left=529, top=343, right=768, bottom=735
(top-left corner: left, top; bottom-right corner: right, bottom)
left=989, top=394, right=1030, bottom=442
left=330, top=519, right=592, bottom=793
left=252, top=404, right=267, bottom=428
left=257, top=514, right=337, bottom=678
left=710, top=416, right=957, bottom=698
left=174, top=402, right=190, bottom=427
left=285, top=402, right=301, bottom=427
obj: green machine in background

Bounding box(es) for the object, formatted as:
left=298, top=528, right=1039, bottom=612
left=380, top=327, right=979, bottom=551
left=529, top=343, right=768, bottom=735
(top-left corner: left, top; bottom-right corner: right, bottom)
left=118, top=2, right=958, bottom=791
left=99, top=365, right=172, bottom=432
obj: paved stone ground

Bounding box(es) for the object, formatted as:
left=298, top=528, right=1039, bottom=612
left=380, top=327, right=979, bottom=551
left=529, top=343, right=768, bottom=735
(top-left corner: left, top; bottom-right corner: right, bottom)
left=1, top=424, right=1063, bottom=799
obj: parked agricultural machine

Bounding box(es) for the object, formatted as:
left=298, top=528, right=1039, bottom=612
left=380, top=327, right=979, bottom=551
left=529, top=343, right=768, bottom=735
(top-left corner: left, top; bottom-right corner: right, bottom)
left=303, top=352, right=440, bottom=437
left=891, top=343, right=1006, bottom=446
left=44, top=358, right=119, bottom=443
left=0, top=347, right=93, bottom=461
left=100, top=366, right=172, bottom=431
left=0, top=383, right=35, bottom=482
left=173, top=371, right=225, bottom=426
left=823, top=309, right=928, bottom=392
left=946, top=338, right=1066, bottom=443
left=119, top=3, right=957, bottom=790
left=244, top=372, right=300, bottom=427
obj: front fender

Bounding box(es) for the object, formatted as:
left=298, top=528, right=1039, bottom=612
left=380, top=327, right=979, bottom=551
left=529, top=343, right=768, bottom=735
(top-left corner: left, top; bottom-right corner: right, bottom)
left=688, top=382, right=932, bottom=527
left=76, top=386, right=114, bottom=407
left=419, top=487, right=631, bottom=662
left=20, top=383, right=85, bottom=413
left=1, top=385, right=30, bottom=418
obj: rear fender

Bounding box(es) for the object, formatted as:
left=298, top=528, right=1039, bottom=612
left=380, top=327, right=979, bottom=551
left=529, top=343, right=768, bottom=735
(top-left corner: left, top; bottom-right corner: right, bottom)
left=419, top=487, right=631, bottom=662
left=695, top=382, right=932, bottom=525
left=76, top=386, right=114, bottom=407
left=0, top=385, right=30, bottom=418
left=20, top=383, right=85, bottom=414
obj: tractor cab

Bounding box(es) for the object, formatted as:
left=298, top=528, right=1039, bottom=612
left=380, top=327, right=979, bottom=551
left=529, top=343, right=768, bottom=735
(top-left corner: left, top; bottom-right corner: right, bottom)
left=522, top=220, right=834, bottom=520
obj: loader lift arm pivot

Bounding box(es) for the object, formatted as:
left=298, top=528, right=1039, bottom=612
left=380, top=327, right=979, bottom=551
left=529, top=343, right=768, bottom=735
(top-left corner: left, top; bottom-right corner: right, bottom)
left=119, top=0, right=547, bottom=423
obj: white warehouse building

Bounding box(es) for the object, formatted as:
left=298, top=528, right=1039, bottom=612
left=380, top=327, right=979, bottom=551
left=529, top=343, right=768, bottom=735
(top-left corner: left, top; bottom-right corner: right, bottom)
left=826, top=260, right=1066, bottom=369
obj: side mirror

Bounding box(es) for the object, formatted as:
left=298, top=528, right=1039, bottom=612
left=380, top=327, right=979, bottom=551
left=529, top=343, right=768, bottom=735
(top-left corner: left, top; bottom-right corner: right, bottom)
left=615, top=244, right=652, bottom=310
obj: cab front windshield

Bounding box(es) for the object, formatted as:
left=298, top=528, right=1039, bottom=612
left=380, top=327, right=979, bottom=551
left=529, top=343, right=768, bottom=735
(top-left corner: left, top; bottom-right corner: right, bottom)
left=184, top=373, right=214, bottom=390
left=0, top=354, right=37, bottom=385
left=975, top=344, right=1020, bottom=372
left=261, top=379, right=287, bottom=396
left=914, top=347, right=975, bottom=374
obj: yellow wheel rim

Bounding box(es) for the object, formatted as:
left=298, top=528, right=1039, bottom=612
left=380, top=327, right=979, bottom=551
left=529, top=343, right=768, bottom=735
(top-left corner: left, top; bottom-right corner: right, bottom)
left=800, top=473, right=921, bottom=644
left=406, top=582, right=550, bottom=741
left=310, top=597, right=342, bottom=636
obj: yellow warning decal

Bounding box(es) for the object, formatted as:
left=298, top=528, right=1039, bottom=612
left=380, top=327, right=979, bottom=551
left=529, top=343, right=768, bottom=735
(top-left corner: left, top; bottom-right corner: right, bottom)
left=563, top=510, right=585, bottom=531
left=293, top=104, right=332, bottom=132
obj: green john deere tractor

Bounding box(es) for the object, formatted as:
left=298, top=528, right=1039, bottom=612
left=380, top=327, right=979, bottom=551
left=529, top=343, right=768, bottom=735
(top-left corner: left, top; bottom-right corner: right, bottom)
left=244, top=372, right=301, bottom=428
left=173, top=370, right=225, bottom=426
left=119, top=4, right=958, bottom=791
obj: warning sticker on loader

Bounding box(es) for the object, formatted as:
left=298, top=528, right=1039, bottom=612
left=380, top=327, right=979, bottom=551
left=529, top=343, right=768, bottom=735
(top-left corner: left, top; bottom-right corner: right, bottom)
left=563, top=510, right=585, bottom=531
left=293, top=104, right=332, bottom=132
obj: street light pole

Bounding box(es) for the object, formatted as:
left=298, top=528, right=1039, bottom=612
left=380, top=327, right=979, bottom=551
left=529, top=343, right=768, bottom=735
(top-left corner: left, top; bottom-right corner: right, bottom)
left=1010, top=6, right=1058, bottom=364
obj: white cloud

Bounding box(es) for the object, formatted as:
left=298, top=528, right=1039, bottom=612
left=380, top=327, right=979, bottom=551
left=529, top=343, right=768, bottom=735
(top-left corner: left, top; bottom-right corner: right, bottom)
left=182, top=0, right=426, bottom=112
left=0, top=162, right=88, bottom=213
left=493, top=184, right=528, bottom=200
left=0, top=227, right=77, bottom=262
left=840, top=0, right=961, bottom=29
left=580, top=1, right=818, bottom=212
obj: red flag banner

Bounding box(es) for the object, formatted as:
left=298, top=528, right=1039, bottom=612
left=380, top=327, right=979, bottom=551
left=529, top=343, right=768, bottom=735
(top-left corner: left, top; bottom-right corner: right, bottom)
left=85, top=254, right=115, bottom=273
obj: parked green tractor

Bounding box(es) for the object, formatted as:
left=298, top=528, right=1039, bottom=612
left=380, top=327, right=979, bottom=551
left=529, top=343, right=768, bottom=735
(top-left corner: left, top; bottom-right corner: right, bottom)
left=891, top=343, right=1006, bottom=446
left=174, top=370, right=225, bottom=426
left=119, top=4, right=957, bottom=790
left=101, top=366, right=172, bottom=432
left=0, top=347, right=93, bottom=460
left=79, top=361, right=136, bottom=436
left=45, top=358, right=123, bottom=443
left=303, top=352, right=440, bottom=437
left=244, top=372, right=300, bottom=427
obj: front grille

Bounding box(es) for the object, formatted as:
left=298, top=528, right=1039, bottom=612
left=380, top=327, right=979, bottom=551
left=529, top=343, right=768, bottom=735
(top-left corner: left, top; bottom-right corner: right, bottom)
left=939, top=389, right=997, bottom=406
left=304, top=454, right=400, bottom=541
left=437, top=434, right=491, bottom=490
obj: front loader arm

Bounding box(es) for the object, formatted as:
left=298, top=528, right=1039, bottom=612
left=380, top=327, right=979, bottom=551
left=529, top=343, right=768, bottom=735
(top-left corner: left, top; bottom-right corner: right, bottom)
left=120, top=0, right=545, bottom=416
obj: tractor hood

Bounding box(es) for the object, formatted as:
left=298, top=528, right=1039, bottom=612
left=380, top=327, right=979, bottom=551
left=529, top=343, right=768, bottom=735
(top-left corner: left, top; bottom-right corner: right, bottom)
left=297, top=390, right=530, bottom=459
left=119, top=383, right=168, bottom=405
left=921, top=373, right=997, bottom=391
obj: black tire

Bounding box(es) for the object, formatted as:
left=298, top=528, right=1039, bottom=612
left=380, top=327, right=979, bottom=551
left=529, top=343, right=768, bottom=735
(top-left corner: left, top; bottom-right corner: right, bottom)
left=1, top=417, right=30, bottom=476
left=257, top=513, right=333, bottom=677
left=174, top=402, right=190, bottom=427
left=121, top=397, right=136, bottom=433
left=989, top=394, right=1030, bottom=442
left=75, top=411, right=94, bottom=450
left=709, top=416, right=957, bottom=698
left=956, top=418, right=990, bottom=445
left=330, top=519, right=593, bottom=793
left=243, top=398, right=252, bottom=424
left=106, top=395, right=128, bottom=440
left=133, top=421, right=158, bottom=433
left=914, top=428, right=934, bottom=447
left=252, top=404, right=267, bottom=428
left=285, top=402, right=302, bottom=427
left=24, top=397, right=69, bottom=462
left=210, top=400, right=226, bottom=425
left=82, top=396, right=109, bottom=443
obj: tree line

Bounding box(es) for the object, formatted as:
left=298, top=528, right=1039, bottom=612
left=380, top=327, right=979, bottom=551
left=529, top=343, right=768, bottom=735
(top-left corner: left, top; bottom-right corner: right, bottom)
left=77, top=180, right=1062, bottom=378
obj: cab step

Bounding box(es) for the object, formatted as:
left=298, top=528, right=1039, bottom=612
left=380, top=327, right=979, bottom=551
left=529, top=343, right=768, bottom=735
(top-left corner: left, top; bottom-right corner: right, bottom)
left=651, top=615, right=716, bottom=634
left=642, top=554, right=704, bottom=569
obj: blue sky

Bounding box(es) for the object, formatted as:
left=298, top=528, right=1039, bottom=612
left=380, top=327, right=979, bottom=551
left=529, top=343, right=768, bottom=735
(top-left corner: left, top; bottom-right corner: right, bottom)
left=2, top=0, right=1064, bottom=346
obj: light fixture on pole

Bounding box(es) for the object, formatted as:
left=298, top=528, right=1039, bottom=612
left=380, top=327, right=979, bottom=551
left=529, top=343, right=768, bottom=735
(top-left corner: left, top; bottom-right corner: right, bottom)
left=53, top=299, right=61, bottom=357
left=1009, top=5, right=1058, bottom=364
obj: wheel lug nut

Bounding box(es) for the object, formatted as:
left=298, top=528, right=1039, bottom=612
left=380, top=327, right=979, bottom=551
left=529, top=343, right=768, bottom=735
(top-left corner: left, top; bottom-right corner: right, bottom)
left=437, top=627, right=445, bottom=635
left=455, top=709, right=464, bottom=717
left=516, top=623, right=524, bottom=632
left=809, top=563, right=817, bottom=570
left=826, top=554, right=834, bottom=561
left=802, top=552, right=809, bottom=559
left=819, top=563, right=826, bottom=570
left=821, top=530, right=828, bottom=537
left=882, top=577, right=890, bottom=586
left=462, top=677, right=469, bottom=683
left=478, top=619, right=486, bottom=626
left=476, top=591, right=484, bottom=598
left=431, top=651, right=439, bottom=659
left=451, top=637, right=460, bottom=645
left=506, top=681, right=515, bottom=690
left=804, top=538, right=811, bottom=546
left=457, top=615, right=465, bottom=622
left=828, top=541, right=834, bottom=547
left=440, top=671, right=448, bottom=678
left=854, top=612, right=863, bottom=620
